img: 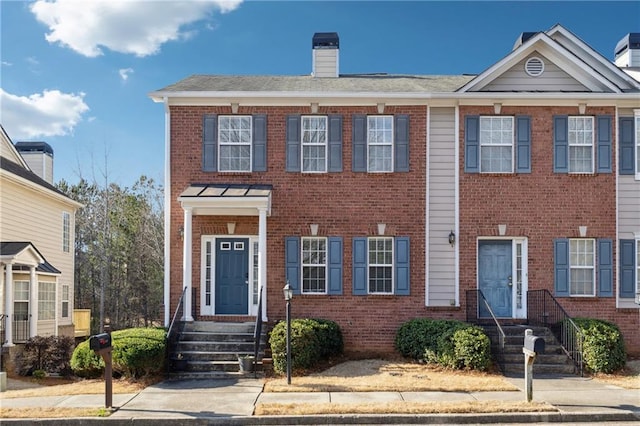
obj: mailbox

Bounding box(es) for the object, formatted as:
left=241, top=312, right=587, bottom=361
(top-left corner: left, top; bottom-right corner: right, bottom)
left=90, top=333, right=112, bottom=352
left=523, top=333, right=545, bottom=355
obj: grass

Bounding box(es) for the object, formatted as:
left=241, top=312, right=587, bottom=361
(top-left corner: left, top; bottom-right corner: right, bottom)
left=1, top=376, right=158, bottom=399
left=592, top=359, right=640, bottom=389
left=0, top=407, right=113, bottom=419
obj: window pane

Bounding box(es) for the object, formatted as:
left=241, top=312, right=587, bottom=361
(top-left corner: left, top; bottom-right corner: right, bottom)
left=38, top=282, right=56, bottom=320
left=481, top=146, right=512, bottom=172
left=569, top=239, right=595, bottom=296
left=302, top=237, right=327, bottom=293
left=367, top=116, right=393, bottom=172
left=479, top=117, right=513, bottom=173
left=219, top=116, right=252, bottom=171
left=368, top=146, right=392, bottom=172
left=569, top=146, right=593, bottom=173
left=368, top=237, right=393, bottom=293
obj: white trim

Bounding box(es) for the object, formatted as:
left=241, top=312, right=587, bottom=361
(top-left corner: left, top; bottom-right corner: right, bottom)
left=217, top=115, right=253, bottom=172
left=479, top=116, right=515, bottom=174
left=635, top=112, right=640, bottom=180
left=301, top=236, right=328, bottom=295
left=568, top=238, right=597, bottom=297
left=367, top=236, right=394, bottom=295
left=425, top=107, right=430, bottom=306
left=454, top=105, right=460, bottom=307
left=301, top=115, right=328, bottom=173
left=567, top=116, right=595, bottom=174
left=366, top=115, right=394, bottom=173
left=163, top=98, right=171, bottom=327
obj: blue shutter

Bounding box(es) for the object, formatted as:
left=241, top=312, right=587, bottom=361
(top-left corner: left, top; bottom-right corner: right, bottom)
left=252, top=114, right=267, bottom=172
left=596, top=116, right=612, bottom=173
left=352, top=237, right=367, bottom=295
left=620, top=240, right=636, bottom=298
left=327, top=237, right=343, bottom=295
left=352, top=115, right=367, bottom=172
left=464, top=116, right=479, bottom=173
left=619, top=117, right=635, bottom=175
left=285, top=115, right=301, bottom=172
left=394, top=237, right=410, bottom=295
left=597, top=239, right=613, bottom=297
left=516, top=116, right=531, bottom=173
left=394, top=115, right=410, bottom=172
left=285, top=237, right=300, bottom=294
left=328, top=115, right=343, bottom=172
left=554, top=239, right=570, bottom=297
left=553, top=116, right=568, bottom=173
left=202, top=114, right=217, bottom=172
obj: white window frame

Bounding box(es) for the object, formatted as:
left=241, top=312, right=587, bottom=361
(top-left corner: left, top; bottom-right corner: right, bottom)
left=38, top=281, right=56, bottom=320
left=367, top=115, right=394, bottom=173
left=62, top=284, right=70, bottom=318
left=569, top=238, right=596, bottom=297
left=479, top=116, right=514, bottom=173
left=568, top=116, right=594, bottom=174
left=62, top=211, right=70, bottom=253
left=218, top=115, right=252, bottom=172
left=301, top=237, right=327, bottom=294
left=14, top=280, right=29, bottom=321
left=301, top=116, right=328, bottom=173
left=635, top=114, right=640, bottom=180
left=368, top=237, right=394, bottom=294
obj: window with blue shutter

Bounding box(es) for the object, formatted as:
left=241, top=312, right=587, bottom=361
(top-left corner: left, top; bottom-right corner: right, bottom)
left=352, top=237, right=410, bottom=295
left=395, top=237, right=410, bottom=295
left=464, top=116, right=480, bottom=173
left=253, top=114, right=267, bottom=172
left=619, top=240, right=636, bottom=298
left=202, top=114, right=217, bottom=172
left=516, top=116, right=531, bottom=173
left=327, top=237, right=343, bottom=294
left=394, top=115, right=410, bottom=172
left=596, top=116, right=612, bottom=173
left=619, top=117, right=635, bottom=175
left=597, top=239, right=613, bottom=297
left=328, top=115, right=343, bottom=172
left=352, top=237, right=368, bottom=294
left=352, top=115, right=367, bottom=172
left=554, top=239, right=570, bottom=296
left=553, top=116, right=569, bottom=173
left=286, top=115, right=301, bottom=172
left=285, top=237, right=301, bottom=294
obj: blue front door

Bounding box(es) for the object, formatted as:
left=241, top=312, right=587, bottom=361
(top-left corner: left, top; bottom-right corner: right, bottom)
left=478, top=240, right=512, bottom=318
left=215, top=238, right=249, bottom=315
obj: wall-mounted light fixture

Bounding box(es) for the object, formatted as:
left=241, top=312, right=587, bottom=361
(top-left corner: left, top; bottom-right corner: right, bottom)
left=178, top=226, right=184, bottom=240
left=494, top=103, right=502, bottom=114
left=377, top=223, right=386, bottom=236
left=635, top=291, right=640, bottom=306
left=310, top=224, right=319, bottom=236
left=227, top=222, right=236, bottom=235
left=448, top=230, right=456, bottom=247
left=579, top=226, right=587, bottom=238
left=578, top=103, right=587, bottom=115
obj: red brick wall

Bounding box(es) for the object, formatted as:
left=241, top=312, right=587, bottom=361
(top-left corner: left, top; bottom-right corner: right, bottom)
left=169, top=105, right=430, bottom=354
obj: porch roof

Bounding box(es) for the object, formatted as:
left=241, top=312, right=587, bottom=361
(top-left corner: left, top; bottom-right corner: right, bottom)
left=0, top=241, right=61, bottom=274
left=178, top=183, right=272, bottom=216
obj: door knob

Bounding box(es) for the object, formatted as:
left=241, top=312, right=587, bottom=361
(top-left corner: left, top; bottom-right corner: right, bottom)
left=508, top=275, right=513, bottom=286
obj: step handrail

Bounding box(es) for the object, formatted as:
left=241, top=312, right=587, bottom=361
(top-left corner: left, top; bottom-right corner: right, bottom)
left=253, top=284, right=264, bottom=378
left=465, top=289, right=506, bottom=372
left=166, top=286, right=187, bottom=375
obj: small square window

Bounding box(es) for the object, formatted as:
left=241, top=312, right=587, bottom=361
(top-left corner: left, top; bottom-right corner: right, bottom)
left=234, top=242, right=244, bottom=251
left=220, top=242, right=231, bottom=251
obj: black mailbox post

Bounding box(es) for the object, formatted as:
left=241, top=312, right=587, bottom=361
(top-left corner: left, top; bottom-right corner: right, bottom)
left=89, top=332, right=113, bottom=408
left=522, top=329, right=545, bottom=402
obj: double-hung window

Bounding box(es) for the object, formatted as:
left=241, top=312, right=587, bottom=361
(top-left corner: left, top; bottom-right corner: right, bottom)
left=62, top=212, right=70, bottom=253
left=302, top=116, right=327, bottom=172
left=218, top=116, right=252, bottom=172
left=569, top=239, right=595, bottom=296
left=302, top=237, right=327, bottom=293
left=568, top=116, right=594, bottom=173
left=368, top=237, right=393, bottom=293
left=14, top=281, right=29, bottom=322
left=62, top=284, right=70, bottom=318
left=555, top=238, right=612, bottom=298
left=480, top=116, right=514, bottom=173
left=367, top=116, right=393, bottom=172
left=38, top=282, right=56, bottom=320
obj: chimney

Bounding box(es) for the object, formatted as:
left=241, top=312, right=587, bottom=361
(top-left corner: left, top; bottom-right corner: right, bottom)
left=312, top=32, right=339, bottom=77
left=15, top=141, right=54, bottom=184
left=614, top=33, right=640, bottom=67
left=512, top=32, right=538, bottom=50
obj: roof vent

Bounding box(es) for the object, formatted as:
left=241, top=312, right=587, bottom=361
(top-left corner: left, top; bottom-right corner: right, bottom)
left=614, top=33, right=640, bottom=67
left=525, top=57, right=545, bottom=77
left=312, top=32, right=339, bottom=78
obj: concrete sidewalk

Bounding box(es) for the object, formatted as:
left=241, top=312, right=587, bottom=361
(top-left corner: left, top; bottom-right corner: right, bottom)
left=1, top=375, right=638, bottom=424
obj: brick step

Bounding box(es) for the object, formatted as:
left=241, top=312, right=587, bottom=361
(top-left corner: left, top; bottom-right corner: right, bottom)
left=173, top=350, right=261, bottom=362
left=501, top=353, right=572, bottom=364
left=180, top=331, right=260, bottom=342
left=498, top=343, right=564, bottom=354
left=177, top=341, right=256, bottom=352
left=168, top=370, right=265, bottom=380
left=183, top=321, right=255, bottom=333
left=501, top=362, right=577, bottom=375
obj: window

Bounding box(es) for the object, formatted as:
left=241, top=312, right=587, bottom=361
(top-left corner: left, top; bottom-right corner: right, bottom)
left=302, top=237, right=327, bottom=293
left=569, top=239, right=595, bottom=296
left=62, top=212, right=70, bottom=253
left=14, top=281, right=29, bottom=322
left=218, top=115, right=252, bottom=172
left=302, top=116, right=327, bottom=172
left=38, top=282, right=56, bottom=320
left=568, top=116, right=594, bottom=173
left=62, top=284, right=69, bottom=318
left=636, top=116, right=640, bottom=177
left=368, top=116, right=393, bottom=172
left=480, top=116, right=514, bottom=173
left=637, top=239, right=640, bottom=296
left=368, top=237, right=393, bottom=294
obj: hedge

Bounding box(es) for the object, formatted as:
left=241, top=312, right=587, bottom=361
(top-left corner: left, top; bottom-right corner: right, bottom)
left=573, top=318, right=626, bottom=374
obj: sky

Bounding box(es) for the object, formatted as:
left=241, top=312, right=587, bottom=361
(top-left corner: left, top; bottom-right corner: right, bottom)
left=1, top=0, right=639, bottom=187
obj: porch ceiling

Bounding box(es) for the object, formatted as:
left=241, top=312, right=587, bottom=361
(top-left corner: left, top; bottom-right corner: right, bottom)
left=178, top=183, right=272, bottom=216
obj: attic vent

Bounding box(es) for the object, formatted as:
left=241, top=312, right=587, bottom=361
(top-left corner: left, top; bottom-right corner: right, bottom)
left=525, top=57, right=544, bottom=77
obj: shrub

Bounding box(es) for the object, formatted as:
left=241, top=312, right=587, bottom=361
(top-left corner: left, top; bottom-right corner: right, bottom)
left=71, top=327, right=167, bottom=378
left=573, top=318, right=626, bottom=374
left=15, top=335, right=75, bottom=376
left=269, top=318, right=343, bottom=374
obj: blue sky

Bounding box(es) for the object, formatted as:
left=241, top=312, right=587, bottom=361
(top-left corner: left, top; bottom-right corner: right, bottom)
left=1, top=1, right=639, bottom=186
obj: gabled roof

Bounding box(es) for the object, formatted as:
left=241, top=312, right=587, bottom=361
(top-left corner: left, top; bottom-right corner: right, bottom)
left=459, top=24, right=640, bottom=93
left=0, top=241, right=61, bottom=274
left=1, top=156, right=71, bottom=200
left=1, top=125, right=29, bottom=168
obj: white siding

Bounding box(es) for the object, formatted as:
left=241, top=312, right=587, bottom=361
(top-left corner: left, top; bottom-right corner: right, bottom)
left=428, top=108, right=456, bottom=306
left=483, top=54, right=589, bottom=92
left=619, top=176, right=640, bottom=237
left=313, top=49, right=338, bottom=77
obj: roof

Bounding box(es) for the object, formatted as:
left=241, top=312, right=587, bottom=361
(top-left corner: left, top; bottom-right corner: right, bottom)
left=1, top=156, right=72, bottom=200
left=0, top=241, right=61, bottom=274
left=153, top=74, right=475, bottom=94
left=15, top=141, right=54, bottom=156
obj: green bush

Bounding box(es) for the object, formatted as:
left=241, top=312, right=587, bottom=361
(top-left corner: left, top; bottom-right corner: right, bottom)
left=15, top=335, right=75, bottom=376
left=71, top=327, right=167, bottom=378
left=573, top=318, right=626, bottom=374
left=269, top=318, right=343, bottom=374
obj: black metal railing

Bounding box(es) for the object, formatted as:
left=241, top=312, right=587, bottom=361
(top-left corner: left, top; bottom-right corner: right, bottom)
left=12, top=318, right=30, bottom=343
left=466, top=290, right=506, bottom=373
left=528, top=289, right=584, bottom=376
left=0, top=314, right=6, bottom=346
left=252, top=285, right=264, bottom=378
left=166, top=286, right=188, bottom=375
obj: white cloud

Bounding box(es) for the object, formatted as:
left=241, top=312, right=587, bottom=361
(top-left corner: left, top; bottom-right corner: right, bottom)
left=119, top=67, right=134, bottom=81
left=1, top=61, right=12, bottom=67
left=0, top=88, right=90, bottom=139
left=30, top=0, right=243, bottom=57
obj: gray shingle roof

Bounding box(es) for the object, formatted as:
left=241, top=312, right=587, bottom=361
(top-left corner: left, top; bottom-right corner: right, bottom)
left=154, top=74, right=476, bottom=94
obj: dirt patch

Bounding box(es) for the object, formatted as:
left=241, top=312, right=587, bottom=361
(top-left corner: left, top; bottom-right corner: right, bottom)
left=592, top=359, right=640, bottom=389
left=1, top=376, right=160, bottom=399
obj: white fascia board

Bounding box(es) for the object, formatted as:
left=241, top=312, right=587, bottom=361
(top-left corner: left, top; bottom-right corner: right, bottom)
left=1, top=126, right=30, bottom=169
left=179, top=196, right=271, bottom=217
left=1, top=170, right=83, bottom=210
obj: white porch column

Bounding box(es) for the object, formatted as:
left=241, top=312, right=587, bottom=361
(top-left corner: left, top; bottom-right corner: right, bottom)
left=182, top=207, right=194, bottom=321
left=29, top=266, right=37, bottom=338
left=4, top=264, right=14, bottom=346
left=258, top=207, right=268, bottom=321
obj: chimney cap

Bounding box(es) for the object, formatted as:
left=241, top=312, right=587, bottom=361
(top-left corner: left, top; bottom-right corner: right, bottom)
left=15, top=141, right=54, bottom=156
left=615, top=33, right=640, bottom=58
left=312, top=32, right=339, bottom=49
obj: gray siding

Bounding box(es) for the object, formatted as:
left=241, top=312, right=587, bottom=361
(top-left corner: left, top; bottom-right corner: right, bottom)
left=427, top=107, right=456, bottom=306
left=619, top=176, right=640, bottom=238
left=483, top=54, right=589, bottom=92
